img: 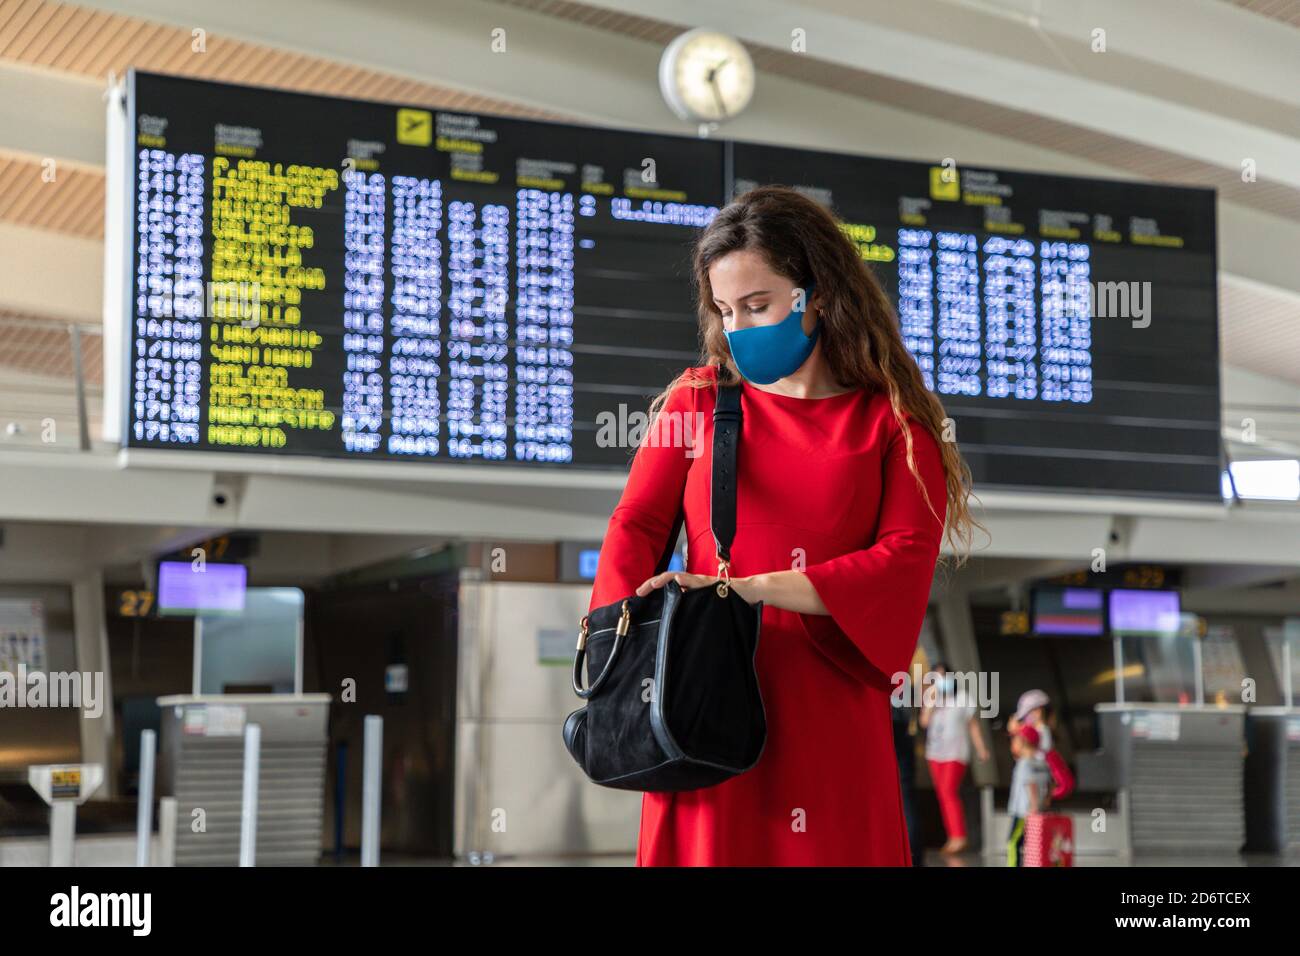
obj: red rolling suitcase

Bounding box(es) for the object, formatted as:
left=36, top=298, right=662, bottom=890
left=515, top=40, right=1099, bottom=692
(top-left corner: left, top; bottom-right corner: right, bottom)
left=1023, top=813, right=1074, bottom=867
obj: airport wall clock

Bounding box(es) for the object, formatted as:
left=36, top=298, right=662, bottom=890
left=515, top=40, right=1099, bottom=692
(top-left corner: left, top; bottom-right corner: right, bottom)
left=658, top=28, right=756, bottom=123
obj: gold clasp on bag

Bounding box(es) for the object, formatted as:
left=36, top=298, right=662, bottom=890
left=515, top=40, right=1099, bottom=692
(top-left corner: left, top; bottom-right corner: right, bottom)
left=578, top=599, right=632, bottom=651
left=716, top=559, right=731, bottom=598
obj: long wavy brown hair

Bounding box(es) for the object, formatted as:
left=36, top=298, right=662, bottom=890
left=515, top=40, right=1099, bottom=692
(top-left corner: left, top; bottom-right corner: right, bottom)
left=649, top=184, right=980, bottom=563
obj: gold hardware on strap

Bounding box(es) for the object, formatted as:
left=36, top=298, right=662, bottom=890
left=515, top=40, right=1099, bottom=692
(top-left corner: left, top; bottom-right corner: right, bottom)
left=576, top=615, right=589, bottom=651
left=615, top=600, right=631, bottom=637
left=716, top=559, right=731, bottom=598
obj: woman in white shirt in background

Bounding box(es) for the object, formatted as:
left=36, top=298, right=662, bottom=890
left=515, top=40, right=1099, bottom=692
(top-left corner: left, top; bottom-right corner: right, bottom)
left=919, top=661, right=989, bottom=855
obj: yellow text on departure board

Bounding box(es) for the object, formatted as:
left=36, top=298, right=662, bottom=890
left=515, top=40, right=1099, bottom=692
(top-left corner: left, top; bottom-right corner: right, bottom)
left=207, top=158, right=340, bottom=449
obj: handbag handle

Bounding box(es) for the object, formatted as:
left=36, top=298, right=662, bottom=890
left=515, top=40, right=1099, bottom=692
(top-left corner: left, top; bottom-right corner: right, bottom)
left=647, top=380, right=742, bottom=582
left=710, top=383, right=742, bottom=592
left=572, top=600, right=631, bottom=698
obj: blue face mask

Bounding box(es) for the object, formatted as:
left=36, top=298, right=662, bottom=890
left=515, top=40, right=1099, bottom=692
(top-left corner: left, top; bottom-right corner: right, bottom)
left=723, top=283, right=819, bottom=385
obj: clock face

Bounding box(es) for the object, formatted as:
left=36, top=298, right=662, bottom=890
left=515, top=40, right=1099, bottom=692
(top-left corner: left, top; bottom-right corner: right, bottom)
left=659, top=29, right=755, bottom=123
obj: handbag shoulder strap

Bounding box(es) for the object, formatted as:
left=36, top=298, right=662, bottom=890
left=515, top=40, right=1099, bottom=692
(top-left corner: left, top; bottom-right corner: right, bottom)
left=653, top=380, right=742, bottom=575
left=710, top=382, right=742, bottom=567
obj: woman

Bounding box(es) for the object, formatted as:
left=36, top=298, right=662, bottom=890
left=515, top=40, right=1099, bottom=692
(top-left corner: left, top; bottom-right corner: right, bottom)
left=919, top=661, right=990, bottom=855
left=586, top=185, right=977, bottom=866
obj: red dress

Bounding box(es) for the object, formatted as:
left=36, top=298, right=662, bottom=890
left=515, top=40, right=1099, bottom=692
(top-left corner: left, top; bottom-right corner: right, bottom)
left=588, top=365, right=948, bottom=866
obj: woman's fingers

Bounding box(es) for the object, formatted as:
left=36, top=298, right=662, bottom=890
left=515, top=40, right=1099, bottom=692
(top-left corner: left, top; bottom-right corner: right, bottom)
left=634, top=572, right=673, bottom=596
left=634, top=571, right=714, bottom=595
left=678, top=573, right=716, bottom=590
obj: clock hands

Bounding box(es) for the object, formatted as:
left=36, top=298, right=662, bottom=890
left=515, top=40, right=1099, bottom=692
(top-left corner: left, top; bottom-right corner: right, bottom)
left=706, top=57, right=731, bottom=118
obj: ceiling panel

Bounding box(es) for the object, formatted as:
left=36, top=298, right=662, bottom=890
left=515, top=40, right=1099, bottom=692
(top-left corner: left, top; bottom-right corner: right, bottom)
left=1220, top=276, right=1300, bottom=385
left=0, top=0, right=571, bottom=117
left=1224, top=0, right=1300, bottom=28
left=0, top=153, right=104, bottom=237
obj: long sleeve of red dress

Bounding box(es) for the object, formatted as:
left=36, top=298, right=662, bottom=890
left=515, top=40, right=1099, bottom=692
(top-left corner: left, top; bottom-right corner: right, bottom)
left=797, top=403, right=948, bottom=687
left=586, top=367, right=704, bottom=611
left=587, top=364, right=947, bottom=866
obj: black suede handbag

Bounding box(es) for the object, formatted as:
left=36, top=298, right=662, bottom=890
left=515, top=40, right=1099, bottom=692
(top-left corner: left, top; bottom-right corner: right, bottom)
left=562, top=383, right=767, bottom=792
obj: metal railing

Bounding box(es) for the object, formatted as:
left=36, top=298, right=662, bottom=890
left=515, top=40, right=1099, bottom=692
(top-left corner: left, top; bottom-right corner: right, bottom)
left=0, top=314, right=103, bottom=453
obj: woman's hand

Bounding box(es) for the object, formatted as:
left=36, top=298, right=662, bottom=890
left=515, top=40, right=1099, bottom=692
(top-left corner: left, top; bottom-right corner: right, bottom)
left=635, top=571, right=761, bottom=604
left=635, top=569, right=829, bottom=614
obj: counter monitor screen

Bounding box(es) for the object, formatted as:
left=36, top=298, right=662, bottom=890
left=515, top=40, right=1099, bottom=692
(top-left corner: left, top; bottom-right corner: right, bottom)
left=118, top=72, right=1221, bottom=499
left=1032, top=586, right=1105, bottom=636
left=1109, top=588, right=1182, bottom=636
left=156, top=560, right=247, bottom=616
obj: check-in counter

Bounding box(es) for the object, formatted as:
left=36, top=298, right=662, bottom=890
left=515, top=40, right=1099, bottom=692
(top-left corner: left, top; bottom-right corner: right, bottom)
left=1243, top=706, right=1300, bottom=853
left=1095, top=703, right=1245, bottom=855
left=157, top=694, right=330, bottom=866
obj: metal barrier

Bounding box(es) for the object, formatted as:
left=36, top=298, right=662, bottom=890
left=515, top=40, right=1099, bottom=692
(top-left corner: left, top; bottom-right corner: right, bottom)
left=139, top=702, right=383, bottom=866
left=0, top=314, right=102, bottom=453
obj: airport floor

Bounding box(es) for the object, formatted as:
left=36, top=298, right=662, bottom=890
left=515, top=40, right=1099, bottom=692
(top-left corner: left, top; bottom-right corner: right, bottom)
left=18, top=834, right=1293, bottom=867
left=334, top=850, right=1300, bottom=867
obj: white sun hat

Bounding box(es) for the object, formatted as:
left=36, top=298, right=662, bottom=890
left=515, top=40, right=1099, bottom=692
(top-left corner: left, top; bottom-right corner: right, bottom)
left=1015, top=689, right=1050, bottom=722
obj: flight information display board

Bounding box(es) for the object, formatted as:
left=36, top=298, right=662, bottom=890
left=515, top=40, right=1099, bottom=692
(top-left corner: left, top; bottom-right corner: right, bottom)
left=732, top=143, right=1220, bottom=499
left=124, top=71, right=717, bottom=468
left=120, top=71, right=1221, bottom=498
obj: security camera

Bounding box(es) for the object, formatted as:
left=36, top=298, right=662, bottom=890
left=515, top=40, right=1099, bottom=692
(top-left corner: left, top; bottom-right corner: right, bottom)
left=211, top=481, right=237, bottom=509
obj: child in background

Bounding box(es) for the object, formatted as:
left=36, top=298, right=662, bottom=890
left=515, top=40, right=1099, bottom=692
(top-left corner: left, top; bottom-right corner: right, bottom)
left=1006, top=724, right=1051, bottom=867
left=1009, top=688, right=1076, bottom=801
left=1008, top=689, right=1052, bottom=757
